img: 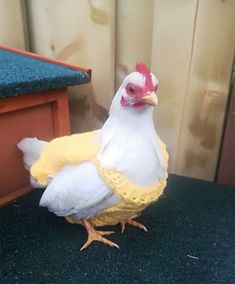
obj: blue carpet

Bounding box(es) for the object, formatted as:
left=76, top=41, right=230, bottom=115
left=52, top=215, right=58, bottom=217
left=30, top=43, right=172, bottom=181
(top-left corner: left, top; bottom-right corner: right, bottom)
left=1, top=175, right=234, bottom=283
left=0, top=49, right=90, bottom=98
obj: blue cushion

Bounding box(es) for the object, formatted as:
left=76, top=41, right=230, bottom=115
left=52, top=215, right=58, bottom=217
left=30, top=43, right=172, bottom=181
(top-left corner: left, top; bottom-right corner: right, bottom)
left=0, top=49, right=90, bottom=98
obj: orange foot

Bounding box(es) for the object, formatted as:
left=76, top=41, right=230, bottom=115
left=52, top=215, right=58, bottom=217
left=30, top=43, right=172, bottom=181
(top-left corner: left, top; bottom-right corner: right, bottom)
left=120, top=215, right=148, bottom=233
left=80, top=220, right=119, bottom=250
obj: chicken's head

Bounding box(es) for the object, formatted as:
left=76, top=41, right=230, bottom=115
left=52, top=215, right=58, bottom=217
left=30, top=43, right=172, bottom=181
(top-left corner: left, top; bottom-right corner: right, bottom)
left=119, top=63, right=158, bottom=110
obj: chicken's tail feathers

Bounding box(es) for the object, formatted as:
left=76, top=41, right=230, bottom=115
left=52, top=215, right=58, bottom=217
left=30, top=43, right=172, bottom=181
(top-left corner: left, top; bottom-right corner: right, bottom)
left=17, top=137, right=48, bottom=170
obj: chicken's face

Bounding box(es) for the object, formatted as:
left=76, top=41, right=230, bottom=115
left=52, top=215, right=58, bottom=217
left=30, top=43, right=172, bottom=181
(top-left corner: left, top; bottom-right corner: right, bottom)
left=120, top=63, right=159, bottom=110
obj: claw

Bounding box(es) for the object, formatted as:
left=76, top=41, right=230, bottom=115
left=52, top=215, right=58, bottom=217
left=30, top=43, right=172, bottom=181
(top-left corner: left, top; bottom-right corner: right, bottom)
left=80, top=220, right=119, bottom=250
left=120, top=216, right=148, bottom=233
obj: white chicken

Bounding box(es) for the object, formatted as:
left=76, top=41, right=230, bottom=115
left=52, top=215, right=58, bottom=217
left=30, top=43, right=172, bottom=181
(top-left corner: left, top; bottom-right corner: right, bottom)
left=18, top=63, right=168, bottom=250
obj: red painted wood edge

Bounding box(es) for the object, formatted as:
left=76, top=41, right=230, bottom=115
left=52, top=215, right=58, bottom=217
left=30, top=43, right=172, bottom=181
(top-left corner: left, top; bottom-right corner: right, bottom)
left=0, top=44, right=92, bottom=80
left=0, top=89, right=67, bottom=113
left=0, top=88, right=71, bottom=136
left=0, top=186, right=32, bottom=208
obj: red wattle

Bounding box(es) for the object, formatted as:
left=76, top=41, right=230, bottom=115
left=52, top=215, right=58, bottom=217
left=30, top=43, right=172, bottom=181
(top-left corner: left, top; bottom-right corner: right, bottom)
left=121, top=96, right=129, bottom=107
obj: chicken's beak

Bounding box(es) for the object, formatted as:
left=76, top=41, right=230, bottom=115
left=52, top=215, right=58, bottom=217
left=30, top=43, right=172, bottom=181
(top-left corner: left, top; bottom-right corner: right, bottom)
left=141, top=92, right=158, bottom=106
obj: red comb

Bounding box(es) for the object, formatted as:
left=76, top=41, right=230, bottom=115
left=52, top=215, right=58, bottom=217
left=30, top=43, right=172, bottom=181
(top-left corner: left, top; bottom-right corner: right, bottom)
left=136, top=62, right=155, bottom=92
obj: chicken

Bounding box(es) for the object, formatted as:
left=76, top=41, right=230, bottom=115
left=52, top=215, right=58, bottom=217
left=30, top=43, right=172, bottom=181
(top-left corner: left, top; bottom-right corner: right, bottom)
left=18, top=63, right=168, bottom=250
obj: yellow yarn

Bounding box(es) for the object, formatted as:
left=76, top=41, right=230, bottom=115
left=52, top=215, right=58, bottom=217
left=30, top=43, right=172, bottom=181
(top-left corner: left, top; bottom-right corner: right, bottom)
left=90, top=138, right=168, bottom=226
left=31, top=131, right=99, bottom=185
left=31, top=130, right=168, bottom=227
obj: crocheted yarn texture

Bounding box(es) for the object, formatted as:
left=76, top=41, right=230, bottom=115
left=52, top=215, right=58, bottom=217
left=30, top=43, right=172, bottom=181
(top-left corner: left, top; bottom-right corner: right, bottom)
left=31, top=130, right=168, bottom=226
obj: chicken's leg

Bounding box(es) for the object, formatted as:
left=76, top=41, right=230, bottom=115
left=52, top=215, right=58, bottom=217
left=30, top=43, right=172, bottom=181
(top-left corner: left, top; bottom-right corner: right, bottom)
left=80, top=220, right=119, bottom=250
left=120, top=215, right=148, bottom=233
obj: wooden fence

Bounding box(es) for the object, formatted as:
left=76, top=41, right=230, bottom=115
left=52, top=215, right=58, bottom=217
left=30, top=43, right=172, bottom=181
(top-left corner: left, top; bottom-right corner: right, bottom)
left=0, top=0, right=234, bottom=181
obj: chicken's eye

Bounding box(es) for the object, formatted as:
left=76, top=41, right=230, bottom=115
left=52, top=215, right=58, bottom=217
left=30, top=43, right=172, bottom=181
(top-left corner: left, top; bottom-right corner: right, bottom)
left=128, top=85, right=135, bottom=94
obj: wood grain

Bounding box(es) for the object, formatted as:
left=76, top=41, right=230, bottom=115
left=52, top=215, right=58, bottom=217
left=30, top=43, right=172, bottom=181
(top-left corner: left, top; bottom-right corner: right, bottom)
left=217, top=82, right=235, bottom=186
left=26, top=0, right=115, bottom=132
left=1, top=0, right=234, bottom=181
left=116, top=0, right=154, bottom=88
left=0, top=89, right=71, bottom=206
left=176, top=0, right=235, bottom=180
left=151, top=0, right=198, bottom=173
left=0, top=0, right=27, bottom=49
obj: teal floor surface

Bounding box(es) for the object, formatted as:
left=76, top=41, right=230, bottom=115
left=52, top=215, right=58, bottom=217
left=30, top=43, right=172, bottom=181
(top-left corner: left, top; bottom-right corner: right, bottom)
left=1, top=175, right=234, bottom=283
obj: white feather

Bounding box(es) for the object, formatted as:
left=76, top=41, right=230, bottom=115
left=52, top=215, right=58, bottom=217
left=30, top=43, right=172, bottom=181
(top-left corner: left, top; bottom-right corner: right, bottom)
left=39, top=162, right=120, bottom=218
left=17, top=138, right=48, bottom=188
left=17, top=137, right=48, bottom=170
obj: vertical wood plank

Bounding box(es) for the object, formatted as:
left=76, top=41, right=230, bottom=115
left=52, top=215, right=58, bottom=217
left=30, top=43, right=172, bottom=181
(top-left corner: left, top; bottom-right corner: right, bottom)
left=26, top=0, right=115, bottom=131
left=116, top=0, right=154, bottom=88
left=217, top=82, right=235, bottom=187
left=51, top=90, right=71, bottom=136
left=0, top=0, right=27, bottom=49
left=176, top=0, right=235, bottom=181
left=151, top=0, right=198, bottom=173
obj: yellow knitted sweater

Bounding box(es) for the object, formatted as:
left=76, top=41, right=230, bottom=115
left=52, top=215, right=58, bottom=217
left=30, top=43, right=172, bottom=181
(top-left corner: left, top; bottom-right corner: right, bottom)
left=31, top=130, right=168, bottom=227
